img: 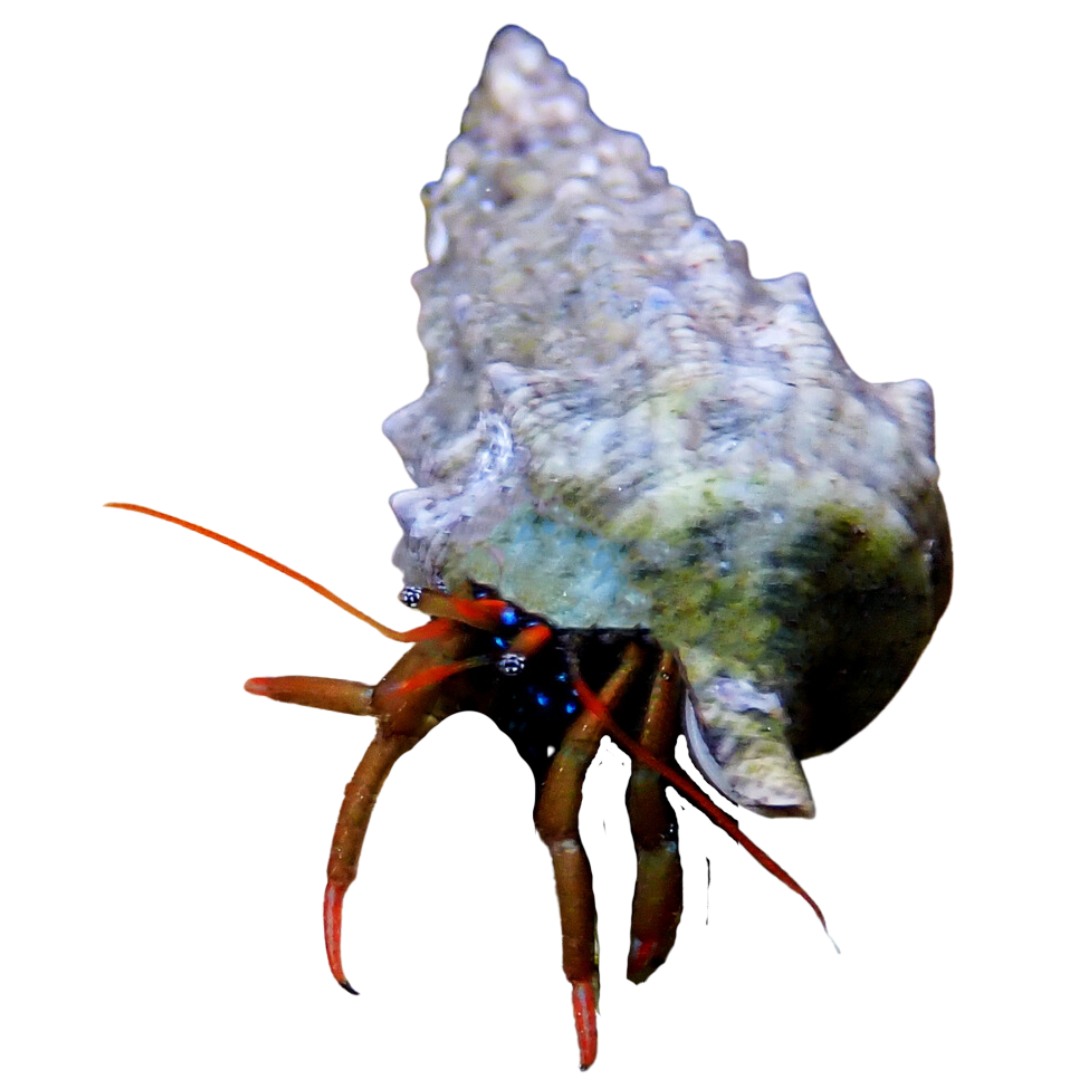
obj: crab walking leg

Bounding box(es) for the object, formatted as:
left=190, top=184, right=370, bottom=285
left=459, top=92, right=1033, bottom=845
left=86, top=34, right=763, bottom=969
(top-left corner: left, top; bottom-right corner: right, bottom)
left=245, top=667, right=412, bottom=979
left=320, top=626, right=480, bottom=994
left=625, top=652, right=684, bottom=984
left=534, top=643, right=647, bottom=1070
left=244, top=675, right=430, bottom=993
left=240, top=626, right=481, bottom=993
left=322, top=724, right=438, bottom=992
left=244, top=676, right=375, bottom=715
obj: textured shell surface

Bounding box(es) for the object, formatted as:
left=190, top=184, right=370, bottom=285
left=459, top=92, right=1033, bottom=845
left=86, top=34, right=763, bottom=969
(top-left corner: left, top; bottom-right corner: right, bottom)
left=384, top=26, right=951, bottom=819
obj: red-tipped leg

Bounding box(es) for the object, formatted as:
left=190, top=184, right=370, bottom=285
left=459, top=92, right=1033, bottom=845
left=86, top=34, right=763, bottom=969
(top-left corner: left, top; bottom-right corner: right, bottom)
left=535, top=644, right=646, bottom=1071
left=244, top=675, right=374, bottom=715
left=571, top=979, right=599, bottom=1070
left=321, top=733, right=427, bottom=996
left=323, top=881, right=358, bottom=994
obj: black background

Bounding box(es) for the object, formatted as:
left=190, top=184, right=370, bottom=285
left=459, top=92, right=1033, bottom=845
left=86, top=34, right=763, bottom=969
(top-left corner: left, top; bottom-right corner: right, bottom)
left=99, top=16, right=963, bottom=1080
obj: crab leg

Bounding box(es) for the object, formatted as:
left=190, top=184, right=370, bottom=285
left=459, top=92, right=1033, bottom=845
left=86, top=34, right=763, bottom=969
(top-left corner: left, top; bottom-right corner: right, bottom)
left=245, top=630, right=481, bottom=997
left=245, top=673, right=440, bottom=994
left=244, top=675, right=375, bottom=715
left=322, top=728, right=434, bottom=992
left=316, top=626, right=480, bottom=993
left=534, top=642, right=646, bottom=1070
left=242, top=670, right=442, bottom=993
left=624, top=651, right=684, bottom=983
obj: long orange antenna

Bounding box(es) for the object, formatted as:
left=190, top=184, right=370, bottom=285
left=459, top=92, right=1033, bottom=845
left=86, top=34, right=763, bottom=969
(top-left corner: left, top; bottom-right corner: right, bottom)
left=104, top=503, right=416, bottom=643
left=572, top=675, right=831, bottom=938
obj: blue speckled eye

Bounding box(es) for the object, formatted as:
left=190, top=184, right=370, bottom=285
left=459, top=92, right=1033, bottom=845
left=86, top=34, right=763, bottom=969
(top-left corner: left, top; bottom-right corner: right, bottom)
left=497, top=652, right=526, bottom=677
left=398, top=585, right=423, bottom=608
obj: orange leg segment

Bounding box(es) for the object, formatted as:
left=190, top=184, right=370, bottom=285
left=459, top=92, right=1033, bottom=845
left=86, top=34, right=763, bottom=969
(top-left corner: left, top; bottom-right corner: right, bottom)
left=534, top=642, right=647, bottom=1070
left=244, top=675, right=375, bottom=715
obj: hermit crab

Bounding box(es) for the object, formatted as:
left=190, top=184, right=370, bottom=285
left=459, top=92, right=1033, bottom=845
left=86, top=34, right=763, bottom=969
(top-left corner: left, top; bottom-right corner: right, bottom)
left=109, top=25, right=950, bottom=1070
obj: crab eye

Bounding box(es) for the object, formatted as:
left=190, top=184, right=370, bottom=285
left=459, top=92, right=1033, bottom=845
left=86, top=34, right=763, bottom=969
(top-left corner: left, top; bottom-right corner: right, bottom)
left=497, top=652, right=527, bottom=676
left=398, top=585, right=423, bottom=608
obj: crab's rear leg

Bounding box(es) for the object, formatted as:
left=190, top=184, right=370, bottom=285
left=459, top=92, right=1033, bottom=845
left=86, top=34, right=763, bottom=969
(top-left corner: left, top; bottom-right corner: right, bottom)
left=534, top=641, right=647, bottom=1070
left=625, top=651, right=684, bottom=984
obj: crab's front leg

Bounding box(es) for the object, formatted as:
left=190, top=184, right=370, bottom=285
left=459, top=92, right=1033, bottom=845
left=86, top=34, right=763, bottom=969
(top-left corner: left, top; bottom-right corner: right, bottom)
left=319, top=717, right=434, bottom=993
left=247, top=622, right=482, bottom=993
left=534, top=642, right=647, bottom=1070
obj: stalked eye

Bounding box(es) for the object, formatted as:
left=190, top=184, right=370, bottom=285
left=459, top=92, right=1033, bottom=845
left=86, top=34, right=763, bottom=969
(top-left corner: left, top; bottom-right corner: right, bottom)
left=398, top=585, right=423, bottom=608
left=497, top=652, right=527, bottom=676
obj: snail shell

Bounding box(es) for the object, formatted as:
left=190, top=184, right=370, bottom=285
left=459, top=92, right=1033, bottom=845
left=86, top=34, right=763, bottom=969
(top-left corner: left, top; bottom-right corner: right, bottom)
left=384, top=26, right=951, bottom=818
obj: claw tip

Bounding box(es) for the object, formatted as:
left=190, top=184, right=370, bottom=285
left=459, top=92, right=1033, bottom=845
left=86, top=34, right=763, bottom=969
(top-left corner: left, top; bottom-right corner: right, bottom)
left=571, top=980, right=598, bottom=1070
left=338, top=979, right=359, bottom=996
left=244, top=678, right=271, bottom=696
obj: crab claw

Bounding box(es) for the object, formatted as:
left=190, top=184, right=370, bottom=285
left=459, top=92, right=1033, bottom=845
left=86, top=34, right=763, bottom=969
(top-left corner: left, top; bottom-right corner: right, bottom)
left=323, top=881, right=358, bottom=994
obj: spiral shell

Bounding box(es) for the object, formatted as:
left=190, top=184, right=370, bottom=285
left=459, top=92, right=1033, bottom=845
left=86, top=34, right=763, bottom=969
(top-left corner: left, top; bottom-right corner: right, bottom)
left=384, top=26, right=951, bottom=818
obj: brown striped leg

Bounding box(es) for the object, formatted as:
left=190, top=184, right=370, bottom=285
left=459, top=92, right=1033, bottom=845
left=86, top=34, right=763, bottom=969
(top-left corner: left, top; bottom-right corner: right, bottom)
left=534, top=642, right=646, bottom=1070
left=625, top=651, right=684, bottom=983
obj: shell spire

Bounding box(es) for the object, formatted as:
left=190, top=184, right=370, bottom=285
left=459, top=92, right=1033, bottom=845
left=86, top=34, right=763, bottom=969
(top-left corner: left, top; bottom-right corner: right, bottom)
left=384, top=27, right=950, bottom=817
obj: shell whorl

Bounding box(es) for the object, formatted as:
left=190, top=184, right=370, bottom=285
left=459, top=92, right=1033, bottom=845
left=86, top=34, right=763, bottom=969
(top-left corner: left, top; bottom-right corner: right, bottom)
left=384, top=26, right=950, bottom=817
